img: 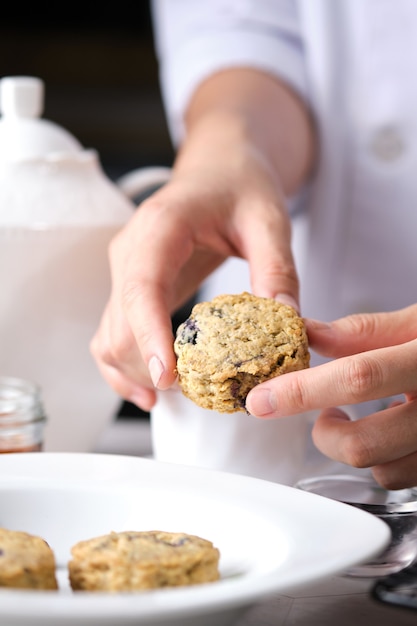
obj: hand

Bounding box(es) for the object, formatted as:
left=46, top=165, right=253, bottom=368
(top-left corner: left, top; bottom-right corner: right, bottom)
left=90, top=144, right=298, bottom=410
left=90, top=69, right=314, bottom=411
left=246, top=305, right=417, bottom=489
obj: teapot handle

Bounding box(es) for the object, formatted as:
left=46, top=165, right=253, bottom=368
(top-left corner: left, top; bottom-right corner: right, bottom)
left=117, top=166, right=171, bottom=201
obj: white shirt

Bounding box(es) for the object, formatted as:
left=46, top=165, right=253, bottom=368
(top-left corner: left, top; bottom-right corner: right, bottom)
left=150, top=0, right=417, bottom=484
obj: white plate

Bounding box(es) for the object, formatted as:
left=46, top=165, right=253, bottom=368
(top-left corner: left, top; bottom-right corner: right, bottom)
left=0, top=453, right=390, bottom=626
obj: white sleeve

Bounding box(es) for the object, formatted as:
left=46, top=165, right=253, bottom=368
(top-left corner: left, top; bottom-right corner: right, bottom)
left=151, top=0, right=309, bottom=146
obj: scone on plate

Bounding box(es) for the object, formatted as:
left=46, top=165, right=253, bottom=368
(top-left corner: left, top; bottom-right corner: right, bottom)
left=68, top=530, right=220, bottom=592
left=174, top=292, right=310, bottom=413
left=0, top=527, right=58, bottom=590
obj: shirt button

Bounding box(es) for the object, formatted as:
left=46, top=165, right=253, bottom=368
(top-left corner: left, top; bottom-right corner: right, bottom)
left=370, top=126, right=405, bottom=161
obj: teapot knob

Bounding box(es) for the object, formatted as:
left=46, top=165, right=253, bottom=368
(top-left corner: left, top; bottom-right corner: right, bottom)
left=0, top=76, right=44, bottom=119
left=0, top=75, right=82, bottom=162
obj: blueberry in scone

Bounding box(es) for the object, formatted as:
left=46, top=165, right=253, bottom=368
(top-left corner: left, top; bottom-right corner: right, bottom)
left=174, top=292, right=310, bottom=413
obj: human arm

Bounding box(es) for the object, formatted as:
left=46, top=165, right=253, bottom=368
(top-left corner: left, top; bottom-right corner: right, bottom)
left=90, top=68, right=316, bottom=410
left=246, top=305, right=417, bottom=489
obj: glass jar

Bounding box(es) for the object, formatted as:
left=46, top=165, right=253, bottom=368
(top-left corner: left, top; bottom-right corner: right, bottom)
left=0, top=376, right=46, bottom=452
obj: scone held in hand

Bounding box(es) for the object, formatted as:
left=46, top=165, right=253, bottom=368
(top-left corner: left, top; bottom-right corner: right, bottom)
left=174, top=292, right=310, bottom=413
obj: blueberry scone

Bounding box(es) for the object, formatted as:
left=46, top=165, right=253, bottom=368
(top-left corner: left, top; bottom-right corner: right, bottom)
left=174, top=292, right=310, bottom=413
left=68, top=530, right=220, bottom=592
left=0, top=527, right=58, bottom=590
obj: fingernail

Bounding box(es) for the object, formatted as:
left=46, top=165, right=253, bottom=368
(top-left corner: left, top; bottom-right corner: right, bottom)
left=149, top=355, right=164, bottom=388
left=246, top=388, right=276, bottom=417
left=274, top=294, right=299, bottom=312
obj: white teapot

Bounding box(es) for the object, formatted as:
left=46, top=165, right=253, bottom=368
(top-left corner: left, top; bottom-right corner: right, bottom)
left=0, top=76, right=171, bottom=452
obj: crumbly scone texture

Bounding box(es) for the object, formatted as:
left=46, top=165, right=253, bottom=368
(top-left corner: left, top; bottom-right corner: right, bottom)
left=68, top=530, right=220, bottom=592
left=0, top=527, right=58, bottom=590
left=174, top=292, right=310, bottom=413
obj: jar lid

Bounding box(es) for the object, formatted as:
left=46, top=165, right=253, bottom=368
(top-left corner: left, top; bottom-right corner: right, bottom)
left=296, top=474, right=417, bottom=515
left=0, top=76, right=82, bottom=163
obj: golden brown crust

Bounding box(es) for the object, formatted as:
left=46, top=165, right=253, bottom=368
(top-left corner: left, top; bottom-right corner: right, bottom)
left=68, top=530, right=220, bottom=592
left=0, top=527, right=58, bottom=590
left=174, top=292, right=310, bottom=412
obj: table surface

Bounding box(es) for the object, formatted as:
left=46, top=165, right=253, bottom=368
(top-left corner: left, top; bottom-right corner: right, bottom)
left=95, top=420, right=416, bottom=625
left=234, top=574, right=416, bottom=625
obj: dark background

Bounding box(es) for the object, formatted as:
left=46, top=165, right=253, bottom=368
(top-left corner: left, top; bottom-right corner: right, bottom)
left=0, top=4, right=190, bottom=420
left=0, top=2, right=174, bottom=178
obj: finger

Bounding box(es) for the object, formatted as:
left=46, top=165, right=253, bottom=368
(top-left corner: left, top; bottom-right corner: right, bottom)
left=246, top=340, right=417, bottom=418
left=113, top=203, right=194, bottom=389
left=90, top=301, right=153, bottom=388
left=240, top=199, right=299, bottom=308
left=313, top=413, right=417, bottom=491
left=306, top=304, right=417, bottom=358
left=372, top=451, right=417, bottom=490
left=121, top=277, right=177, bottom=389
left=91, top=324, right=158, bottom=410
left=312, top=401, right=417, bottom=470
left=94, top=359, right=157, bottom=412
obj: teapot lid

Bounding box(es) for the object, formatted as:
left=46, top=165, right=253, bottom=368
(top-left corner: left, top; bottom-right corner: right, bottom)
left=0, top=76, right=83, bottom=163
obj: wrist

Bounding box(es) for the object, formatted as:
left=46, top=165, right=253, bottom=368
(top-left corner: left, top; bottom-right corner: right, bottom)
left=177, top=68, right=316, bottom=196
